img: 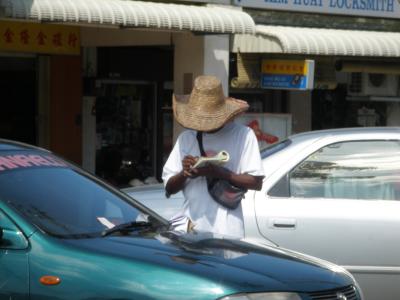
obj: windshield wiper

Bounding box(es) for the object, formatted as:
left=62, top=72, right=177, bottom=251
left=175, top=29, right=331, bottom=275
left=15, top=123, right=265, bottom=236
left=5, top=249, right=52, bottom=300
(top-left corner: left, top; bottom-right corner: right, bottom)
left=159, top=231, right=214, bottom=255
left=101, top=221, right=153, bottom=237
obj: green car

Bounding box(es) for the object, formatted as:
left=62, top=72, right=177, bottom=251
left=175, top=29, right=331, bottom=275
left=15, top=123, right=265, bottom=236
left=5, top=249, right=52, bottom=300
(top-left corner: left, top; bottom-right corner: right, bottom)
left=0, top=139, right=362, bottom=300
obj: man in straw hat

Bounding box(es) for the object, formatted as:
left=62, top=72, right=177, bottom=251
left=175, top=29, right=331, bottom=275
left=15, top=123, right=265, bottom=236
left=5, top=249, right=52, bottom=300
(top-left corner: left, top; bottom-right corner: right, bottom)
left=162, top=75, right=264, bottom=238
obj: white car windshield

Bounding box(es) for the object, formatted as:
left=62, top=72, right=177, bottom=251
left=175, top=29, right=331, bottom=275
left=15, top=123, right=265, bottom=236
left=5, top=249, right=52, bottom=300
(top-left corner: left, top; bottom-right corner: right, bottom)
left=260, top=139, right=291, bottom=159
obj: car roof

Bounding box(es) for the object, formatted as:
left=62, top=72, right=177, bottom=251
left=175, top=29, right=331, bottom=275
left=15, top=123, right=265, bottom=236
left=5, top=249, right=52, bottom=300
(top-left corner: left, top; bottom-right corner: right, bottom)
left=286, top=126, right=400, bottom=145
left=290, top=126, right=400, bottom=139
left=261, top=127, right=400, bottom=177
left=0, top=139, right=50, bottom=152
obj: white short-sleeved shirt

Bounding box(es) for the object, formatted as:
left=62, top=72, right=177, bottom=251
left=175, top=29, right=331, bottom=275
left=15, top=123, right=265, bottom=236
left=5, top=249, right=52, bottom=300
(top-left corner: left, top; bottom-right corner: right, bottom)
left=162, top=121, right=264, bottom=238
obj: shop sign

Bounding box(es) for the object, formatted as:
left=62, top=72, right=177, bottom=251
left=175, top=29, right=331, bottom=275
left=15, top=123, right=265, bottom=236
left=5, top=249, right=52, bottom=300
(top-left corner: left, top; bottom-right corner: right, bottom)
left=234, top=0, right=398, bottom=19
left=261, top=59, right=314, bottom=90
left=0, top=21, right=80, bottom=55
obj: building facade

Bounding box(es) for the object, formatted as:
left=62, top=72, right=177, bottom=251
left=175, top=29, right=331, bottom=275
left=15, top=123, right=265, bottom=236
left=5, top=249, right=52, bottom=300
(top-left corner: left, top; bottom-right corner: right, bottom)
left=1, top=0, right=400, bottom=187
left=230, top=0, right=400, bottom=135
left=0, top=0, right=253, bottom=186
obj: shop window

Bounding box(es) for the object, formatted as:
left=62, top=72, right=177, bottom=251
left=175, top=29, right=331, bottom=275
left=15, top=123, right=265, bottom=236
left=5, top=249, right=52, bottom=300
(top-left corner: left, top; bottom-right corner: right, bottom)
left=311, top=85, right=388, bottom=129
left=0, top=57, right=36, bottom=145
left=95, top=81, right=157, bottom=187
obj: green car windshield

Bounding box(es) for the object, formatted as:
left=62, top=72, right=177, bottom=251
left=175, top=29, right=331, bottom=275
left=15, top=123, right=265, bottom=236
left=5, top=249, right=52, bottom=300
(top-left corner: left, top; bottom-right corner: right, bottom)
left=0, top=151, right=150, bottom=238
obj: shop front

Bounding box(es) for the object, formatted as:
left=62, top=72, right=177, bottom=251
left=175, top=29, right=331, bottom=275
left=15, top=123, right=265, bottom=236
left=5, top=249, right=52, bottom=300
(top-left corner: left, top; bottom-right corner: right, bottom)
left=89, top=46, right=174, bottom=187
left=0, top=19, right=82, bottom=164
left=0, top=0, right=256, bottom=187
left=75, top=0, right=255, bottom=187
left=230, top=1, right=400, bottom=135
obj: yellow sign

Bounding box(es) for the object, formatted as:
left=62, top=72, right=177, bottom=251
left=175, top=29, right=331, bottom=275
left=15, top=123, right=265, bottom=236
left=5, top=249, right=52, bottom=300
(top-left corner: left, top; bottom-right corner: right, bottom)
left=261, top=59, right=315, bottom=90
left=261, top=60, right=309, bottom=75
left=0, top=21, right=80, bottom=55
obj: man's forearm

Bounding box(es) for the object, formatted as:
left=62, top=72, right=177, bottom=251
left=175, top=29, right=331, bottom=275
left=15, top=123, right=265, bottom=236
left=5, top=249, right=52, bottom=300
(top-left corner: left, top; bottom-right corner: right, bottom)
left=220, top=169, right=263, bottom=191
left=165, top=171, right=187, bottom=195
left=191, top=165, right=264, bottom=191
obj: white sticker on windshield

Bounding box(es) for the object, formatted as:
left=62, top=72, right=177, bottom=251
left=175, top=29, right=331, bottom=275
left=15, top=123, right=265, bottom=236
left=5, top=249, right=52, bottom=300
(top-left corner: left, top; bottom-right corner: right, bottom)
left=97, top=217, right=115, bottom=229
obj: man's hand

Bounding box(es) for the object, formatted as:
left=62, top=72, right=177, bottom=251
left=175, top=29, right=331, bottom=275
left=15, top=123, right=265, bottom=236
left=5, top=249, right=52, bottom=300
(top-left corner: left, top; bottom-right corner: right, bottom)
left=182, top=155, right=199, bottom=177
left=165, top=155, right=198, bottom=196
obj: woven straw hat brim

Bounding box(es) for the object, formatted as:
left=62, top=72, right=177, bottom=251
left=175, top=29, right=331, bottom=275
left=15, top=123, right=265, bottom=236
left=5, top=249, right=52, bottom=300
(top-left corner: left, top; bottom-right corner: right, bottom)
left=173, top=94, right=249, bottom=132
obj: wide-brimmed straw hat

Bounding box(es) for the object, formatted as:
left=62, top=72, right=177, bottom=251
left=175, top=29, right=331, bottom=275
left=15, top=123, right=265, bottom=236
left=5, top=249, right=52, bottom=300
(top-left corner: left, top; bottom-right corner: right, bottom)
left=173, top=75, right=249, bottom=132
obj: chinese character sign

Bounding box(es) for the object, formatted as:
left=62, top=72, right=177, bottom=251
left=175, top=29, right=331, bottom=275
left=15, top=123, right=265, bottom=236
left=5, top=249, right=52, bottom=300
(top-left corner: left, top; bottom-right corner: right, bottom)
left=261, top=59, right=315, bottom=90
left=0, top=21, right=80, bottom=55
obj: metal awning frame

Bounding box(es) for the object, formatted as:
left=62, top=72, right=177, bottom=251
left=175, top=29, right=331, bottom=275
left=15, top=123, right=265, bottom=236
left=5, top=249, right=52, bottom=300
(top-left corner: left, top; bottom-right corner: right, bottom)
left=232, top=25, right=400, bottom=57
left=0, top=0, right=256, bottom=34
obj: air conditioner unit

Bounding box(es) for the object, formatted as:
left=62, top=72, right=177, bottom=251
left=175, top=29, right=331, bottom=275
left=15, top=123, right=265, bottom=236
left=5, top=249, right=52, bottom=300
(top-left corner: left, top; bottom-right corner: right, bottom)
left=348, top=73, right=399, bottom=96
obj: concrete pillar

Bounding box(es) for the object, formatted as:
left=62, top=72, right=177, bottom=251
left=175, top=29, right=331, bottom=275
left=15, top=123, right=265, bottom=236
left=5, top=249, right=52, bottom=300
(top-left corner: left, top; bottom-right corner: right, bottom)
left=172, top=33, right=230, bottom=141
left=49, top=55, right=82, bottom=165
left=203, top=35, right=229, bottom=95
left=82, top=47, right=97, bottom=173
left=37, top=56, right=50, bottom=149
left=173, top=33, right=204, bottom=95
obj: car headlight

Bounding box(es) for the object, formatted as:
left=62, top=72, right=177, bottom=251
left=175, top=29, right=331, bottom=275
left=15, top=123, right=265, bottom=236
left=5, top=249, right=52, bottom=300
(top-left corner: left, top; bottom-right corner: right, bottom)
left=218, top=292, right=302, bottom=300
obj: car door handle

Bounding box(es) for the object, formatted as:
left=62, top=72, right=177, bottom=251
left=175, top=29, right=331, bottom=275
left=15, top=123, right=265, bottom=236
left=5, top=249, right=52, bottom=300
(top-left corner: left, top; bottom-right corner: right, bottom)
left=269, top=218, right=297, bottom=229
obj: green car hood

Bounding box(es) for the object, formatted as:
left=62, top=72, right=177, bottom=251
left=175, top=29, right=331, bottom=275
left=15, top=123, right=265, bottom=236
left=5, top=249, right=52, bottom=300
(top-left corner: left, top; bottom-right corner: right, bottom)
left=57, top=230, right=353, bottom=293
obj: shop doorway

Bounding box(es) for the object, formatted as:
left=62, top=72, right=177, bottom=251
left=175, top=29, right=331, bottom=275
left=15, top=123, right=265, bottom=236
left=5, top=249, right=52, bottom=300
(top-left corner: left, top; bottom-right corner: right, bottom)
left=0, top=57, right=36, bottom=145
left=95, top=80, right=157, bottom=187
left=93, top=46, right=174, bottom=187
left=312, top=85, right=388, bottom=129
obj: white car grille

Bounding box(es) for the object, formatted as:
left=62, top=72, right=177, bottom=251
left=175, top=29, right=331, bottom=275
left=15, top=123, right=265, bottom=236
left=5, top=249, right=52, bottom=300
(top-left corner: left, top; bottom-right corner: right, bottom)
left=309, top=285, right=358, bottom=300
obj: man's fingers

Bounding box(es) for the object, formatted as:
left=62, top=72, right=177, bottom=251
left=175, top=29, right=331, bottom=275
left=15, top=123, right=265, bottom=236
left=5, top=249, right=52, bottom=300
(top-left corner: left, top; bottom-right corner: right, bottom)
left=183, top=169, right=199, bottom=178
left=181, top=156, right=200, bottom=178
left=182, top=156, right=198, bottom=169
left=182, top=161, right=191, bottom=167
left=183, top=170, right=192, bottom=177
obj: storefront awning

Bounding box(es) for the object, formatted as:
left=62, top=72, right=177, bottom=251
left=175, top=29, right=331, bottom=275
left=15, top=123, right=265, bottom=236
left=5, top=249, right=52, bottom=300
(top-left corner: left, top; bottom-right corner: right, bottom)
left=232, top=25, right=400, bottom=57
left=0, top=0, right=255, bottom=34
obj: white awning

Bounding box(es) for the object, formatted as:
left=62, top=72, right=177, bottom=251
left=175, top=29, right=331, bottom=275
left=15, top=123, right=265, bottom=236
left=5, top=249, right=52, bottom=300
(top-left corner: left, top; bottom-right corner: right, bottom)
left=0, top=0, right=255, bottom=34
left=232, top=25, right=400, bottom=57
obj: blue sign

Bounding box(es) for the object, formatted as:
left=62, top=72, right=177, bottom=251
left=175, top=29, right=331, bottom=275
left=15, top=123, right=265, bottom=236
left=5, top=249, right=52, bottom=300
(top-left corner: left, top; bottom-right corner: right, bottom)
left=261, top=59, right=314, bottom=90
left=261, top=74, right=308, bottom=89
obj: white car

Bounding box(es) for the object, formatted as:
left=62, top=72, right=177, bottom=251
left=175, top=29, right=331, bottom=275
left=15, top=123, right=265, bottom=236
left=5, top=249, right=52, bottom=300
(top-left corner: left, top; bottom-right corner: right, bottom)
left=123, top=127, right=400, bottom=300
